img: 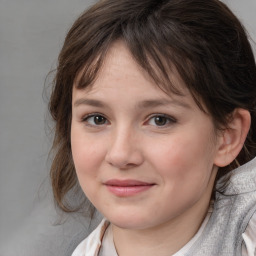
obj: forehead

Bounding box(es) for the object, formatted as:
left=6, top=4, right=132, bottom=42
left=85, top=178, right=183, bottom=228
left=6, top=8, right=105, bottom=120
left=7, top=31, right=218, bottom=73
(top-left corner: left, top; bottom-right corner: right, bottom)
left=74, top=41, right=189, bottom=98
left=72, top=41, right=205, bottom=115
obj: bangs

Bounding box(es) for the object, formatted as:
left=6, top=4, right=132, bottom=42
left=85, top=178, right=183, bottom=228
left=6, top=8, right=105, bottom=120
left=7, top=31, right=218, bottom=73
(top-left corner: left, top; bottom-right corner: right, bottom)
left=74, top=32, right=198, bottom=99
left=71, top=1, right=204, bottom=109
left=75, top=36, right=204, bottom=113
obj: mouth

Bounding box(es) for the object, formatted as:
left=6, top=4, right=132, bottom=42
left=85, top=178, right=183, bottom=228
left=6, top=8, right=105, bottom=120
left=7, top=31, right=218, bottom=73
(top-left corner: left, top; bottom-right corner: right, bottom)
left=104, top=179, right=155, bottom=197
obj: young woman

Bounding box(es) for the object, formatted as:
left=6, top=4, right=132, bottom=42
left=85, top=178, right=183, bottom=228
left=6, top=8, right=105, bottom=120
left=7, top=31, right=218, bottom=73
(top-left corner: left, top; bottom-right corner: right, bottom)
left=49, top=0, right=256, bottom=255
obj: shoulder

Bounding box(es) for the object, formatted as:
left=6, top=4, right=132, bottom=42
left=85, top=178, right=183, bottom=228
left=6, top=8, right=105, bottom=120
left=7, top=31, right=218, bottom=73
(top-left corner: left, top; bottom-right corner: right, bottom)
left=71, top=219, right=110, bottom=256
left=215, top=157, right=256, bottom=224
left=187, top=158, right=256, bottom=255
left=215, top=157, right=256, bottom=234
left=216, top=157, right=256, bottom=196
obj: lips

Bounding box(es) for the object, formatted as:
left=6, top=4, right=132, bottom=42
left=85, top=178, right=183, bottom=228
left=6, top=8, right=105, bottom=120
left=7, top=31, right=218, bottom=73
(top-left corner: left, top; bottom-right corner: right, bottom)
left=104, top=179, right=155, bottom=197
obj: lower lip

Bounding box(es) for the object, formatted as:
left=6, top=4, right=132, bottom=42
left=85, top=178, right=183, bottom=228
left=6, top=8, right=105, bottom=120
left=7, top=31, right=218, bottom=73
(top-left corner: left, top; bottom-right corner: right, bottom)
left=105, top=185, right=154, bottom=197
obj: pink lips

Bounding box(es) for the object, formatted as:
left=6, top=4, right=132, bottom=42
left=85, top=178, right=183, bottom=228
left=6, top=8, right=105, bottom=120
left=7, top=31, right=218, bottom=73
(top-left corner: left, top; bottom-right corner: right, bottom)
left=104, top=179, right=155, bottom=197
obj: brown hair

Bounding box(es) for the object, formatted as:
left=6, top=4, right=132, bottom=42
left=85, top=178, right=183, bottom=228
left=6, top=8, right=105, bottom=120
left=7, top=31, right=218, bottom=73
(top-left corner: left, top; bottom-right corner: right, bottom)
left=49, top=0, right=256, bottom=213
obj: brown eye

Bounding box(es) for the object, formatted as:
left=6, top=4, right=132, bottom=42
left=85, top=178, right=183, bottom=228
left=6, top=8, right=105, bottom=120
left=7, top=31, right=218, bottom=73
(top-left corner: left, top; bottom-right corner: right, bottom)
left=83, top=114, right=108, bottom=126
left=147, top=114, right=176, bottom=127
left=154, top=116, right=168, bottom=126
left=94, top=115, right=106, bottom=125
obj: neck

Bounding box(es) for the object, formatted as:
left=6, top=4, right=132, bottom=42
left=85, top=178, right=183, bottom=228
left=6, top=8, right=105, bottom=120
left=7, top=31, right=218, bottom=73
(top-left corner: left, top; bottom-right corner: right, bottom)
left=112, top=202, right=209, bottom=256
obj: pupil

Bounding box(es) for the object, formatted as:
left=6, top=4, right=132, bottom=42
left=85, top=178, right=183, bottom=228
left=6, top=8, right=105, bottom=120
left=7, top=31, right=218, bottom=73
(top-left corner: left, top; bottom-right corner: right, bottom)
left=155, top=116, right=166, bottom=126
left=94, top=116, right=105, bottom=125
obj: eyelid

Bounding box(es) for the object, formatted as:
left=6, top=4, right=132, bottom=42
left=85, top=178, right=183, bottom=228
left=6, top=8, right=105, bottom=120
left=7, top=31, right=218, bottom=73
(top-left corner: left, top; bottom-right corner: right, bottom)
left=81, top=112, right=104, bottom=120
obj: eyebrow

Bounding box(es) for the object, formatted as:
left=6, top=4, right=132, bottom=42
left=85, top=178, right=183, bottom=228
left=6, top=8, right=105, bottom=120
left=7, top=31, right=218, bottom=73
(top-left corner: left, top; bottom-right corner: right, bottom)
left=136, top=99, right=190, bottom=109
left=74, top=97, right=191, bottom=109
left=74, top=99, right=106, bottom=108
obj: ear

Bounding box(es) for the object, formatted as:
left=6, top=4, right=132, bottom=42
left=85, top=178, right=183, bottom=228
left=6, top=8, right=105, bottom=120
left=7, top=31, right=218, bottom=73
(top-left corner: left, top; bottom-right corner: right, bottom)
left=214, top=108, right=251, bottom=167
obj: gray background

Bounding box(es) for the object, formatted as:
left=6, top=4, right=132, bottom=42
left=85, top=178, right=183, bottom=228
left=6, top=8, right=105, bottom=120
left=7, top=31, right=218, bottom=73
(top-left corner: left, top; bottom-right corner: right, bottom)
left=0, top=0, right=255, bottom=255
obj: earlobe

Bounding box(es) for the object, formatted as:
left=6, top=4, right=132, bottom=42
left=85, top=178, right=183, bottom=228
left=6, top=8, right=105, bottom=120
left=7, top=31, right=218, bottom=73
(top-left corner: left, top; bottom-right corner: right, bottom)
left=214, top=108, right=251, bottom=167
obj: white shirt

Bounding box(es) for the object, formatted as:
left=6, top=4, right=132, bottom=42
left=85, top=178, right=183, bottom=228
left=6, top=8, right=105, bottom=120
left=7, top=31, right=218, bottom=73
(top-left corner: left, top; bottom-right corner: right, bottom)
left=99, top=210, right=212, bottom=256
left=71, top=211, right=256, bottom=256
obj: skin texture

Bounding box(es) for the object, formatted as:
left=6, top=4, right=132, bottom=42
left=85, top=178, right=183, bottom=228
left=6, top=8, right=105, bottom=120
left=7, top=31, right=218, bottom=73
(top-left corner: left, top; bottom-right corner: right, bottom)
left=71, top=41, right=250, bottom=255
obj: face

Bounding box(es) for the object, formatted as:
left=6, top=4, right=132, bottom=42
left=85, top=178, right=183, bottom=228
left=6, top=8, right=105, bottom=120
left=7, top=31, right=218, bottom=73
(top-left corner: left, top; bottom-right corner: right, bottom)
left=71, top=41, right=221, bottom=231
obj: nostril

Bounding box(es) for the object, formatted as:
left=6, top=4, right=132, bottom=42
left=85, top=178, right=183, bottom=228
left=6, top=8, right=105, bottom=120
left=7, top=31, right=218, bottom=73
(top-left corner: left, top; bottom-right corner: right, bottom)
left=105, top=147, right=143, bottom=169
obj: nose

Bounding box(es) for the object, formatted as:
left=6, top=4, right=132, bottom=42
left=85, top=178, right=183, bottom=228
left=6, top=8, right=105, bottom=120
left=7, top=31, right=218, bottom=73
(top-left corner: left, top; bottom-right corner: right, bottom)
left=105, top=127, right=144, bottom=169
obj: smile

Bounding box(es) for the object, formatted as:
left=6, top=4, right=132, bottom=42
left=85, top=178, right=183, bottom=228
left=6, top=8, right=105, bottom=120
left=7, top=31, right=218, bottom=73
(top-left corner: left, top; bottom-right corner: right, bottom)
left=104, top=179, right=155, bottom=197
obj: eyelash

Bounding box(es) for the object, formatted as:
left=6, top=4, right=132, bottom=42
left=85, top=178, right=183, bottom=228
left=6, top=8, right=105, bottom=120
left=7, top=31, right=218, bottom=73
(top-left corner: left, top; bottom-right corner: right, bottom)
left=81, top=113, right=177, bottom=128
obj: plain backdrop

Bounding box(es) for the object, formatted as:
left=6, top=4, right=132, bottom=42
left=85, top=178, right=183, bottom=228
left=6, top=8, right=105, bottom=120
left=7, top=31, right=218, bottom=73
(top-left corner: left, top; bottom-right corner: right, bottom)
left=0, top=0, right=255, bottom=255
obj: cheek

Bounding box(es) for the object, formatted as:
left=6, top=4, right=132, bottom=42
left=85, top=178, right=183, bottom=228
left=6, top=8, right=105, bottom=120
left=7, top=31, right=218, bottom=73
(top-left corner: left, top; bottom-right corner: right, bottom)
left=151, top=134, right=216, bottom=210
left=71, top=125, right=105, bottom=180
left=71, top=126, right=107, bottom=203
left=148, top=131, right=216, bottom=182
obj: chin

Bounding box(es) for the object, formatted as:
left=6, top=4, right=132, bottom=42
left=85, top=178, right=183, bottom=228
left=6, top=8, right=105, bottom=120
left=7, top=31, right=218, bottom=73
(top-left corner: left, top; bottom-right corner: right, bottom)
left=104, top=211, right=155, bottom=230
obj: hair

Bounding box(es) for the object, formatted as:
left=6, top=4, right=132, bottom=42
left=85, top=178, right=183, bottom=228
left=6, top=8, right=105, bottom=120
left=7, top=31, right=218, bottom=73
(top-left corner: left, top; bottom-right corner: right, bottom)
left=49, top=0, right=256, bottom=213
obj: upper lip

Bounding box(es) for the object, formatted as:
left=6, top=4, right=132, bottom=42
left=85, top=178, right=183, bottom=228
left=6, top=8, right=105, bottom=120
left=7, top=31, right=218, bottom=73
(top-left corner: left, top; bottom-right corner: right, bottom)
left=104, top=179, right=155, bottom=187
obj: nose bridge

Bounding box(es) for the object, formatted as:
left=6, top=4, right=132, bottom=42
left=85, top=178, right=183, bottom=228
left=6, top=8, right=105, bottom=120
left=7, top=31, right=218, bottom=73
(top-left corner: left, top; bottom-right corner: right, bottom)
left=105, top=124, right=143, bottom=168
